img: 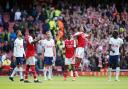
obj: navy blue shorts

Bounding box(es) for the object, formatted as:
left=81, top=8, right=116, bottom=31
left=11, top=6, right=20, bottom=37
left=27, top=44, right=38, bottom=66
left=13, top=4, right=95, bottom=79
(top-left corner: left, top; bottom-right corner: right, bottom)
left=44, top=57, right=53, bottom=65
left=109, top=55, right=119, bottom=68
left=16, top=57, right=24, bottom=65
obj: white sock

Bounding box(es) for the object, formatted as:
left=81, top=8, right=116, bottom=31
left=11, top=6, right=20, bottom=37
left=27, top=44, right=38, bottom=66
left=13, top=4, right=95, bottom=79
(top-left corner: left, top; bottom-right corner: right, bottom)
left=70, top=70, right=73, bottom=77
left=50, top=67, right=53, bottom=78
left=10, top=67, right=18, bottom=77
left=116, top=67, right=120, bottom=80
left=48, top=67, right=52, bottom=79
left=44, top=67, right=48, bottom=80
left=75, top=71, right=79, bottom=77
left=19, top=67, right=23, bottom=79
left=108, top=68, right=112, bottom=80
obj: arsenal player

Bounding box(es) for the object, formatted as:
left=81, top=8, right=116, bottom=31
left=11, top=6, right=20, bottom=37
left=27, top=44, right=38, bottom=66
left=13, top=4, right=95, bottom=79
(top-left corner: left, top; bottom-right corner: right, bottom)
left=73, top=27, right=89, bottom=77
left=63, top=33, right=76, bottom=81
left=24, top=30, right=41, bottom=83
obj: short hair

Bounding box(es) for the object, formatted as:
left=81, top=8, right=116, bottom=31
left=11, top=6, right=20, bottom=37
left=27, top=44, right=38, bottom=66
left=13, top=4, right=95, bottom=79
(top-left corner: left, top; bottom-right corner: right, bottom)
left=16, top=30, right=21, bottom=35
left=112, top=30, right=118, bottom=37
left=29, top=29, right=34, bottom=35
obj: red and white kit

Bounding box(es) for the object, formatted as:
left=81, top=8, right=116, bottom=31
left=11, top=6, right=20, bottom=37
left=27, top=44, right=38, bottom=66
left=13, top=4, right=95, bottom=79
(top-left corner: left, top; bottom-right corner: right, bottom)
left=64, top=39, right=76, bottom=65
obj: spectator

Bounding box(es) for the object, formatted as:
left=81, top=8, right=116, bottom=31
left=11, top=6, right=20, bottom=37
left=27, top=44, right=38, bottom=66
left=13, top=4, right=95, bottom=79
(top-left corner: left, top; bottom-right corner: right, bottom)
left=9, top=29, right=17, bottom=50
left=3, top=21, right=9, bottom=31
left=0, top=14, right=3, bottom=26
left=14, top=9, right=21, bottom=21
left=0, top=50, right=2, bottom=68
left=10, top=29, right=17, bottom=41
left=42, top=19, right=50, bottom=34
left=0, top=0, right=128, bottom=73
left=49, top=18, right=57, bottom=38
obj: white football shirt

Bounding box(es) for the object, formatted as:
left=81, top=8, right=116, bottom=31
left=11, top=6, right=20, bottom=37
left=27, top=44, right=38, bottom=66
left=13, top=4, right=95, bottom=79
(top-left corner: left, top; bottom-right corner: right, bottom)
left=109, top=37, right=123, bottom=55
left=13, top=38, right=25, bottom=57
left=15, top=11, right=21, bottom=21
left=41, top=39, right=55, bottom=57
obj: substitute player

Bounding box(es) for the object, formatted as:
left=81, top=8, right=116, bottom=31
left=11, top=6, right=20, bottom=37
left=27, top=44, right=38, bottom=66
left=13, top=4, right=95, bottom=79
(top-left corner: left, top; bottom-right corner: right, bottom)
left=24, top=30, right=41, bottom=83
left=9, top=30, right=25, bottom=81
left=41, top=31, right=56, bottom=80
left=63, top=33, right=76, bottom=81
left=108, top=31, right=124, bottom=81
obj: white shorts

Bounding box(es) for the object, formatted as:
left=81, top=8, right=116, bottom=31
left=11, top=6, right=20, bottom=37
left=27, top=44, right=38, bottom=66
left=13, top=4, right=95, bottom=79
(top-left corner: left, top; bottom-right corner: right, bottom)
left=65, top=57, right=75, bottom=65
left=26, top=56, right=36, bottom=65
left=75, top=47, right=84, bottom=59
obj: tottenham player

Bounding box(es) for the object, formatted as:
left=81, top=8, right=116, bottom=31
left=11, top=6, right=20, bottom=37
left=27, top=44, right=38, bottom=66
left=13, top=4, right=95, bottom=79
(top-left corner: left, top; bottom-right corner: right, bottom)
left=9, top=30, right=25, bottom=81
left=108, top=31, right=124, bottom=81
left=41, top=31, right=56, bottom=80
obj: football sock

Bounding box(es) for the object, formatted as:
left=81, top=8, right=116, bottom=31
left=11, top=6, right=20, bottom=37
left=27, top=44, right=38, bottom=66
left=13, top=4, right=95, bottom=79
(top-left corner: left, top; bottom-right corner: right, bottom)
left=44, top=67, right=48, bottom=80
left=30, top=65, right=37, bottom=80
left=10, top=67, right=18, bottom=77
left=48, top=67, right=52, bottom=79
left=19, top=67, right=23, bottom=79
left=24, top=65, right=29, bottom=80
left=108, top=68, right=112, bottom=80
left=116, top=67, right=120, bottom=80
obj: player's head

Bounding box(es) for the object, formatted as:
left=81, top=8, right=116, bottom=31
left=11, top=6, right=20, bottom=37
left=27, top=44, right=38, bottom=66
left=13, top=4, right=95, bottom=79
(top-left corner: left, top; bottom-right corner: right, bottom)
left=16, top=30, right=22, bottom=37
left=29, top=29, right=33, bottom=35
left=112, top=30, right=118, bottom=39
left=46, top=31, right=51, bottom=40
left=78, top=26, right=84, bottom=32
left=67, top=33, right=72, bottom=40
left=29, top=29, right=35, bottom=38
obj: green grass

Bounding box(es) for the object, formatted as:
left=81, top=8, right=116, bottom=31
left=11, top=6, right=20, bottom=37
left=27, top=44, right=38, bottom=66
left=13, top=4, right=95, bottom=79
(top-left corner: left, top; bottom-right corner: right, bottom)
left=0, top=76, right=128, bottom=89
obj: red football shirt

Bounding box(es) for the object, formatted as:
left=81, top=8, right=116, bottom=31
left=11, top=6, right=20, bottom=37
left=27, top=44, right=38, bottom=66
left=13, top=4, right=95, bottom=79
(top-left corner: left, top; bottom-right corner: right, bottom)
left=25, top=35, right=35, bottom=59
left=74, top=32, right=88, bottom=48
left=65, top=39, right=76, bottom=58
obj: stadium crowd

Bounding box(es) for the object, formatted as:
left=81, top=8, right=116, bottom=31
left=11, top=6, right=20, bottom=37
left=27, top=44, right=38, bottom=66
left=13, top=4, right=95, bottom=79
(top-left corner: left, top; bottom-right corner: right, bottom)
left=0, top=0, right=128, bottom=74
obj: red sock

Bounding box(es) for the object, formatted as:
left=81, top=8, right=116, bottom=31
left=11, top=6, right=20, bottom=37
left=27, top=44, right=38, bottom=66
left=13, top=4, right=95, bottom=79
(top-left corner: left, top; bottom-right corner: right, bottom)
left=30, top=65, right=37, bottom=80
left=25, top=65, right=29, bottom=80
left=63, top=66, right=68, bottom=78
left=75, top=61, right=81, bottom=71
left=73, top=71, right=76, bottom=77
left=71, top=64, right=76, bottom=77
left=63, top=71, right=67, bottom=78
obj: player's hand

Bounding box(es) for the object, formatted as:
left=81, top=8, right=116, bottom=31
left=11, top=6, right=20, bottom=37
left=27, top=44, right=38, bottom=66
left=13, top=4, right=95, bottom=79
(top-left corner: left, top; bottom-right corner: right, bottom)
left=42, top=55, right=44, bottom=60
left=13, top=56, right=16, bottom=61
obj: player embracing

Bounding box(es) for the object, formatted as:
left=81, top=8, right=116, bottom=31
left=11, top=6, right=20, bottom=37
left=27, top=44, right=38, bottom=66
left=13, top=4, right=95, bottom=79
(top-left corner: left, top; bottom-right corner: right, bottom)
left=63, top=33, right=76, bottom=81
left=108, top=31, right=124, bottom=81
left=73, top=27, right=89, bottom=77
left=24, top=30, right=41, bottom=83
left=41, top=31, right=56, bottom=80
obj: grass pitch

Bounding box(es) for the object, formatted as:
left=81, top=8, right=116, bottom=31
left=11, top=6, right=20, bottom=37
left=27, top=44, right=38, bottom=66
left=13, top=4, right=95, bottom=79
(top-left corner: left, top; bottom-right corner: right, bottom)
left=0, top=76, right=128, bottom=89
